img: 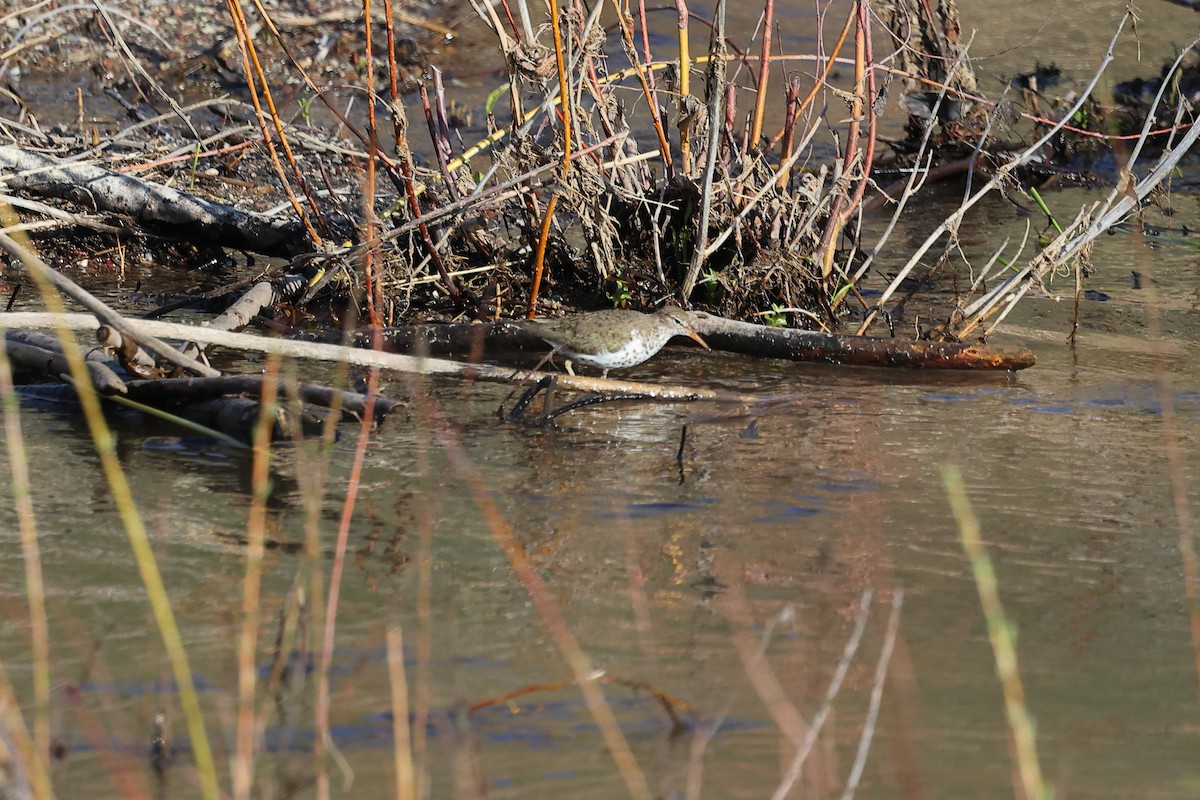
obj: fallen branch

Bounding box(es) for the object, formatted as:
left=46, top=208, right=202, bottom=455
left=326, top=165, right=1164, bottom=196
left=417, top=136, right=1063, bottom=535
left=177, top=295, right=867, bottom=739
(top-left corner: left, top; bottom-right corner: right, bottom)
left=375, top=314, right=1036, bottom=371
left=179, top=279, right=279, bottom=361
left=0, top=145, right=312, bottom=257
left=121, top=375, right=402, bottom=422
left=3, top=336, right=128, bottom=394
left=689, top=312, right=1035, bottom=370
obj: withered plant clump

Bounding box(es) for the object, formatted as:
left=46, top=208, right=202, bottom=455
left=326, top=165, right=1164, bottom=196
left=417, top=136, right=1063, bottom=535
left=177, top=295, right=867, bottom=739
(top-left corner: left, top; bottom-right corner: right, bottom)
left=1, top=0, right=1197, bottom=347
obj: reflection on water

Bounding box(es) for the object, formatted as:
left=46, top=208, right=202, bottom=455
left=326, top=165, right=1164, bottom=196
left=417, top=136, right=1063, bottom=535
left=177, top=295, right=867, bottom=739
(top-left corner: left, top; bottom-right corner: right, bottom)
left=4, top=0, right=1200, bottom=798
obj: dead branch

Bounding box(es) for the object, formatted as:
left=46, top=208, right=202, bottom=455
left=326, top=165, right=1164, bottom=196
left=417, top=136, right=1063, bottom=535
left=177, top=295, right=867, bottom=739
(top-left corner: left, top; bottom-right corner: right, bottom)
left=377, top=314, right=1035, bottom=371
left=179, top=279, right=278, bottom=361
left=3, top=335, right=128, bottom=393
left=689, top=312, right=1034, bottom=370
left=0, top=145, right=312, bottom=257
left=121, top=375, right=402, bottom=422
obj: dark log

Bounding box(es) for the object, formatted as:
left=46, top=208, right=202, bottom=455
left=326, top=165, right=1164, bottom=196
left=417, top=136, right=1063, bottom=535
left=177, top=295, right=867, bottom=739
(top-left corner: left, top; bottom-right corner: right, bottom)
left=687, top=312, right=1036, bottom=370
left=121, top=375, right=403, bottom=423
left=365, top=313, right=1036, bottom=371
left=178, top=397, right=324, bottom=444
left=3, top=336, right=128, bottom=393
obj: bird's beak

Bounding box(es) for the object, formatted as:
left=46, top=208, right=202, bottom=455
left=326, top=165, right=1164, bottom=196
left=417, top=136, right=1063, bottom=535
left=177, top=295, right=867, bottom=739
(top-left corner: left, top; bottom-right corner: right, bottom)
left=687, top=330, right=710, bottom=350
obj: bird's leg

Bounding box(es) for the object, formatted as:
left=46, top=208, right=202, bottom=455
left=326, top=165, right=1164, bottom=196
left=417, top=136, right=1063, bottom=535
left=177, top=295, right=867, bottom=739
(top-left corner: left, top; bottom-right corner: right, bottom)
left=565, top=360, right=576, bottom=376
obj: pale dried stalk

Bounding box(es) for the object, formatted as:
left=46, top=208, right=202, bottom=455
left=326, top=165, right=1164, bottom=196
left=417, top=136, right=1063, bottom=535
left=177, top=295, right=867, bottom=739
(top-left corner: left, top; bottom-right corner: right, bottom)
left=855, top=12, right=1131, bottom=336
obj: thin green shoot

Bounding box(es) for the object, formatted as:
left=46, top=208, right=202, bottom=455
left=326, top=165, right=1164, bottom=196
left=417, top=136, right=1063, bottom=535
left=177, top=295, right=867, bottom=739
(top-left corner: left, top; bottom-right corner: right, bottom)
left=943, top=466, right=1050, bottom=800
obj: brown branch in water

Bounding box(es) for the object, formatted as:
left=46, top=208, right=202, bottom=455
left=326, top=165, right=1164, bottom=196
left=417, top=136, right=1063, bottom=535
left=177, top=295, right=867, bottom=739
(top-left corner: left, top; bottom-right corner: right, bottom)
left=466, top=674, right=696, bottom=732
left=3, top=336, right=128, bottom=394
left=690, top=312, right=1034, bottom=370
left=120, top=375, right=402, bottom=422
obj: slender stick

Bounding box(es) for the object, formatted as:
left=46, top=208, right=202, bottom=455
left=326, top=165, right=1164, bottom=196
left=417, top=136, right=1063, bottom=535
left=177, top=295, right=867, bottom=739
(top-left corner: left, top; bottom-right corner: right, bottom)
left=748, top=0, right=774, bottom=149
left=232, top=356, right=280, bottom=800
left=839, top=589, right=904, bottom=800
left=316, top=359, right=382, bottom=800
left=680, top=0, right=726, bottom=301
left=675, top=0, right=692, bottom=171
left=767, top=588, right=874, bottom=800
left=0, top=327, right=51, bottom=800
left=815, top=0, right=867, bottom=279
left=386, top=625, right=416, bottom=800
left=526, top=194, right=559, bottom=318
left=550, top=0, right=573, bottom=170
left=944, top=467, right=1048, bottom=800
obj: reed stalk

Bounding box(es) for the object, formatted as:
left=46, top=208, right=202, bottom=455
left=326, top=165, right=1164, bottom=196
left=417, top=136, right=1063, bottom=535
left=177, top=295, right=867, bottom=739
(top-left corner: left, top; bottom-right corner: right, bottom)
left=0, top=658, right=49, bottom=800
left=816, top=0, right=867, bottom=279
left=0, top=318, right=52, bottom=800
left=232, top=356, right=280, bottom=800
left=315, top=356, right=382, bottom=799
left=675, top=0, right=692, bottom=171
left=226, top=0, right=324, bottom=245
left=526, top=0, right=572, bottom=317
left=680, top=0, right=727, bottom=301
left=386, top=624, right=416, bottom=800
left=609, top=0, right=672, bottom=167
left=423, top=397, right=655, bottom=800
left=748, top=0, right=774, bottom=149
left=943, top=467, right=1048, bottom=800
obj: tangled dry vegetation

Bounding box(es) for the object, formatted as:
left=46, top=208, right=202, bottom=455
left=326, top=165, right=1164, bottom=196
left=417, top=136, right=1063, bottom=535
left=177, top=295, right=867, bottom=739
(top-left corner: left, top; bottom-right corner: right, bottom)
left=1, top=0, right=1197, bottom=353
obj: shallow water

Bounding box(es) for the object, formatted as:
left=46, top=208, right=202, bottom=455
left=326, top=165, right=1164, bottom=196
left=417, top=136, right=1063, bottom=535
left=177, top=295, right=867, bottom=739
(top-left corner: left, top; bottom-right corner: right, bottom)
left=3, top=0, right=1200, bottom=798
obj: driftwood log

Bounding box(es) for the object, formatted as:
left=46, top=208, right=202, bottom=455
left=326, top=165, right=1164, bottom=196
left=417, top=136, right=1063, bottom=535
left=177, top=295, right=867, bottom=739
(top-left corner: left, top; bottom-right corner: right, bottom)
left=4, top=336, right=128, bottom=394
left=688, top=313, right=1036, bottom=369
left=0, top=145, right=311, bottom=257
left=120, top=375, right=402, bottom=422
left=366, top=312, right=1037, bottom=371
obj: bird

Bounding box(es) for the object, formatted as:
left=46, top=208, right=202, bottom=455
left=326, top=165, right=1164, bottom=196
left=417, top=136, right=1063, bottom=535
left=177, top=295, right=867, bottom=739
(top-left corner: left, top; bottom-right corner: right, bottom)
left=517, top=306, right=710, bottom=378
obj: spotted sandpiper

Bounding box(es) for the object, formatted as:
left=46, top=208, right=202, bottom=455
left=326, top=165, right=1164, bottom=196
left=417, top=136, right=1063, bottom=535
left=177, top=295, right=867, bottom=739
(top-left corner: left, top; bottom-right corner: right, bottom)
left=518, top=306, right=710, bottom=378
